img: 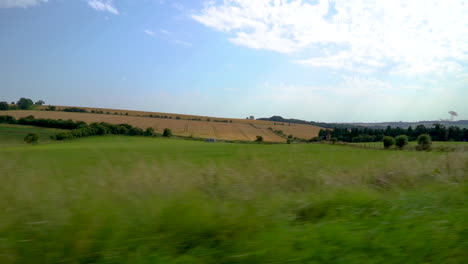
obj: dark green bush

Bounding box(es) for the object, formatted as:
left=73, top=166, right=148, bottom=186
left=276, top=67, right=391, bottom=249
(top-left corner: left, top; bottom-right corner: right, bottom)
left=395, top=135, right=409, bottom=149
left=0, top=101, right=9, bottom=110
left=24, top=133, right=39, bottom=144
left=416, top=134, right=432, bottom=151
left=163, top=128, right=172, bottom=137
left=383, top=136, right=395, bottom=149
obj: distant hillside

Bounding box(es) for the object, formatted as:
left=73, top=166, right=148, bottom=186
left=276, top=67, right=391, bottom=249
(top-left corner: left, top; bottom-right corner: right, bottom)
left=347, top=120, right=468, bottom=129
left=258, top=116, right=356, bottom=129
left=1, top=109, right=323, bottom=142
left=259, top=116, right=468, bottom=129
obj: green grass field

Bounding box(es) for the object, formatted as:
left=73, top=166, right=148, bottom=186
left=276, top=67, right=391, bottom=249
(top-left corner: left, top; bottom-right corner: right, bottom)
left=0, top=124, right=67, bottom=147
left=0, top=128, right=467, bottom=263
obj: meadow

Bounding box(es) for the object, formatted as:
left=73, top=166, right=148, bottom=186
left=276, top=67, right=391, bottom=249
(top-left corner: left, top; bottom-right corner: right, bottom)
left=1, top=110, right=321, bottom=142
left=0, top=126, right=467, bottom=263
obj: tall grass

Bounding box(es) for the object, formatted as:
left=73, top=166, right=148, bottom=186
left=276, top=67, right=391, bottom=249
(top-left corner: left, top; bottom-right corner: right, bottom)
left=0, top=136, right=467, bottom=263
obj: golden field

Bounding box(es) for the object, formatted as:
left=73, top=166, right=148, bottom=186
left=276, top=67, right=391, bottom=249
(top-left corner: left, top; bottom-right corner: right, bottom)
left=1, top=110, right=322, bottom=142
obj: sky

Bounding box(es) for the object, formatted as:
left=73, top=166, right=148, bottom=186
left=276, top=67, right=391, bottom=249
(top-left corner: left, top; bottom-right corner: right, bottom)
left=0, top=0, right=467, bottom=122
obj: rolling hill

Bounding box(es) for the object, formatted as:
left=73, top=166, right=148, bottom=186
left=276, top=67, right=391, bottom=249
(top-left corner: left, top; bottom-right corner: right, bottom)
left=1, top=108, right=322, bottom=142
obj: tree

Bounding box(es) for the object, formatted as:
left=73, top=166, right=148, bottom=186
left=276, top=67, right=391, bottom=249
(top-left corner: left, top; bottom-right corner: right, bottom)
left=46, top=105, right=56, bottom=111
left=416, top=134, right=432, bottom=151
left=163, top=128, right=172, bottom=137
left=395, top=135, right=409, bottom=149
left=255, top=136, right=263, bottom=142
left=16, top=98, right=34, bottom=110
left=144, top=127, right=154, bottom=136
left=35, top=100, right=45, bottom=105
left=331, top=137, right=338, bottom=144
left=383, top=136, right=395, bottom=149
left=0, top=101, right=9, bottom=110
left=24, top=133, right=39, bottom=144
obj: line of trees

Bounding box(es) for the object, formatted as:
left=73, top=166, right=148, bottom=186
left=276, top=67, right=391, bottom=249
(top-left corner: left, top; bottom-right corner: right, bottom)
left=0, top=115, right=156, bottom=141
left=318, top=124, right=468, bottom=142
left=0, top=98, right=45, bottom=110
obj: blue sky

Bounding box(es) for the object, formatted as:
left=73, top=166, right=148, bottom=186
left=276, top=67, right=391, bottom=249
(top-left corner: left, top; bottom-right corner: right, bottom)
left=0, top=0, right=467, bottom=122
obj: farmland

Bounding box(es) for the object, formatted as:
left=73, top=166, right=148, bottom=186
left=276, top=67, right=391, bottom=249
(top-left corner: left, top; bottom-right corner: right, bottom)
left=1, top=110, right=321, bottom=142
left=0, top=127, right=467, bottom=263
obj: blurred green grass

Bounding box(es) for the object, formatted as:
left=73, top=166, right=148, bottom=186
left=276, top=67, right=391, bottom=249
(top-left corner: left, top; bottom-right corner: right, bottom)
left=0, top=135, right=467, bottom=263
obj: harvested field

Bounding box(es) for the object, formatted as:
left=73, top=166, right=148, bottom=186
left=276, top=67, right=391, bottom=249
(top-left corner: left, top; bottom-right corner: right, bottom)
left=1, top=110, right=313, bottom=142
left=36, top=105, right=277, bottom=125
left=255, top=122, right=322, bottom=140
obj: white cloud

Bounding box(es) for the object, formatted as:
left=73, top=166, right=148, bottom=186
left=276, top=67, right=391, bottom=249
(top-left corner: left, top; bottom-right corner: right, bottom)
left=193, top=0, right=468, bottom=75
left=174, top=40, right=192, bottom=46
left=0, top=0, right=47, bottom=8
left=144, top=29, right=155, bottom=37
left=88, top=0, right=118, bottom=15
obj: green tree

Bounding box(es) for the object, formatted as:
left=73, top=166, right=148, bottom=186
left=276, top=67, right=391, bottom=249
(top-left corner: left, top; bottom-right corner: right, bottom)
left=16, top=98, right=34, bottom=110
left=255, top=136, right=263, bottom=142
left=144, top=127, right=155, bottom=136
left=35, top=100, right=45, bottom=105
left=163, top=128, right=172, bottom=137
left=24, top=133, right=39, bottom=144
left=331, top=137, right=338, bottom=144
left=416, top=134, right=432, bottom=151
left=0, top=101, right=9, bottom=110
left=383, top=136, right=395, bottom=149
left=395, top=135, right=409, bottom=149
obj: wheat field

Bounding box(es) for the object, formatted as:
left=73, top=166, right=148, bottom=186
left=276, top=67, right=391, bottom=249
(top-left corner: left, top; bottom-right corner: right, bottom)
left=1, top=110, right=321, bottom=142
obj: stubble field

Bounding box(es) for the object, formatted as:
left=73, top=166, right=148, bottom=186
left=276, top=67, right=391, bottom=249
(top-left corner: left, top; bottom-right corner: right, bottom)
left=1, top=110, right=321, bottom=142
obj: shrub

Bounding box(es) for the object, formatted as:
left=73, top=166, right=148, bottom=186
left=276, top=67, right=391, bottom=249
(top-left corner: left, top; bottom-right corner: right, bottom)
left=416, top=134, right=432, bottom=151
left=145, top=127, right=155, bottom=136
left=45, top=105, right=56, bottom=111
left=0, top=101, right=9, bottom=110
left=63, top=107, right=87, bottom=113
left=24, top=133, right=39, bottom=144
left=383, top=136, right=395, bottom=149
left=395, top=135, right=409, bottom=149
left=255, top=136, right=263, bottom=142
left=309, top=136, right=322, bottom=142
left=0, top=115, right=16, bottom=124
left=331, top=137, right=338, bottom=144
left=163, top=128, right=172, bottom=137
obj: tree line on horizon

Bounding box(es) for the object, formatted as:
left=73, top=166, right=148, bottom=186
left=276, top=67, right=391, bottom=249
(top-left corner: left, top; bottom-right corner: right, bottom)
left=0, top=98, right=45, bottom=111
left=318, top=124, right=468, bottom=142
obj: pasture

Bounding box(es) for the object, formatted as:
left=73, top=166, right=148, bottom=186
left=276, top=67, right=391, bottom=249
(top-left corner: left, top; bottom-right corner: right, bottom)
left=0, top=110, right=321, bottom=142
left=0, top=130, right=467, bottom=263
left=0, top=124, right=66, bottom=147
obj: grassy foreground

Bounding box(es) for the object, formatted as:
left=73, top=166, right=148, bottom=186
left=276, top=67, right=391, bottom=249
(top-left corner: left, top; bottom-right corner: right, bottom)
left=0, top=134, right=467, bottom=263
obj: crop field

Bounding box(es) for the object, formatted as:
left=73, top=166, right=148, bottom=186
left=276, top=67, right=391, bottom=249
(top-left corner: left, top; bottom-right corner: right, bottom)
left=1, top=129, right=467, bottom=263
left=255, top=122, right=322, bottom=139
left=35, top=105, right=306, bottom=125
left=1, top=110, right=321, bottom=142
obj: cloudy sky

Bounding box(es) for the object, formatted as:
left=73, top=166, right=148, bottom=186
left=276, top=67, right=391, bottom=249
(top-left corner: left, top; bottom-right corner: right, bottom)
left=1, top=0, right=467, bottom=122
